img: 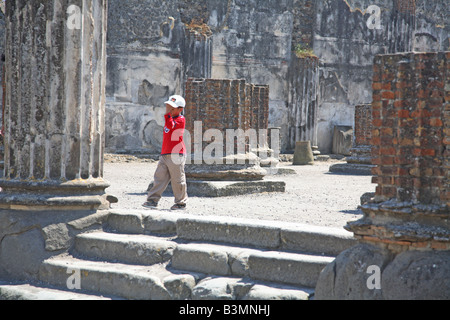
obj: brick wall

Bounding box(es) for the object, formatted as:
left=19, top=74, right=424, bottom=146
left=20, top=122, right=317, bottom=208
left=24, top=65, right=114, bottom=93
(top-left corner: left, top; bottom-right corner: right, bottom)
left=249, top=84, right=270, bottom=133
left=184, top=78, right=269, bottom=155
left=371, top=52, right=449, bottom=207
left=354, top=104, right=373, bottom=147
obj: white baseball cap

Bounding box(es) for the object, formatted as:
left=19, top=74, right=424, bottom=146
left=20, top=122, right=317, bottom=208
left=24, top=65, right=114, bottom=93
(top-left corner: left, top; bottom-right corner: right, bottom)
left=164, top=95, right=186, bottom=108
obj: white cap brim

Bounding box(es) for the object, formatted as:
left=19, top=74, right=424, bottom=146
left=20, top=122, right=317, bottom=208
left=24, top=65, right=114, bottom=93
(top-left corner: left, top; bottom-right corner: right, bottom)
left=164, top=101, right=178, bottom=108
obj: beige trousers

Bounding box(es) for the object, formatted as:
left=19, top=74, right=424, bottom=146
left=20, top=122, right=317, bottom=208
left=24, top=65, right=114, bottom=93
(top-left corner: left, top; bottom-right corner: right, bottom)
left=147, top=154, right=188, bottom=205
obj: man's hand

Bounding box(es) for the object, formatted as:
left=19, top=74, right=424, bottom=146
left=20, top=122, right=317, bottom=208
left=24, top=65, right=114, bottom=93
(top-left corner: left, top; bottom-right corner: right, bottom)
left=165, top=104, right=174, bottom=115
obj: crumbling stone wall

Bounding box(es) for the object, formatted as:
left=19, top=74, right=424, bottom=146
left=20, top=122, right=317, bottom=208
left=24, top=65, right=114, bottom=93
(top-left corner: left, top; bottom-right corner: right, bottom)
left=292, top=0, right=315, bottom=50
left=414, top=0, right=450, bottom=52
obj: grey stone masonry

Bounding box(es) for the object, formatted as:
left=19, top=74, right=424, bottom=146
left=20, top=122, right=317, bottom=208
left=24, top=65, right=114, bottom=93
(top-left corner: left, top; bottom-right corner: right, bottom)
left=1, top=0, right=109, bottom=210
left=0, top=1, right=110, bottom=283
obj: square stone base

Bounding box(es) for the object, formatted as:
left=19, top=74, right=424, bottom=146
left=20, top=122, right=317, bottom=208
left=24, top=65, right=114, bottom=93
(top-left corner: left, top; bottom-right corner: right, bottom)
left=329, top=163, right=375, bottom=175
left=156, top=180, right=286, bottom=197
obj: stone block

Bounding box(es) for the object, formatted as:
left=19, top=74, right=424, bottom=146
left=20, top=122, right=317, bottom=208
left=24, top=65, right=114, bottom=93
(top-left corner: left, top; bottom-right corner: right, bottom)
left=142, top=211, right=178, bottom=234
left=191, top=277, right=242, bottom=300
left=382, top=250, right=450, bottom=300
left=176, top=216, right=281, bottom=249
left=163, top=274, right=197, bottom=300
left=172, top=244, right=230, bottom=276
left=75, top=232, right=176, bottom=265
left=247, top=251, right=334, bottom=287
left=280, top=224, right=356, bottom=256
left=0, top=228, right=49, bottom=279
left=293, top=141, right=314, bottom=165
left=332, top=126, right=353, bottom=156
left=315, top=244, right=392, bottom=300
left=242, top=284, right=310, bottom=300
left=39, top=257, right=171, bottom=300
left=328, top=163, right=375, bottom=175
left=186, top=180, right=286, bottom=197
left=106, top=211, right=144, bottom=234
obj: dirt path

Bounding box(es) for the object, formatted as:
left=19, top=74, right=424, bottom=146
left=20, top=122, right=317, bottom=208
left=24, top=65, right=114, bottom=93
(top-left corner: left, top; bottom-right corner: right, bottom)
left=103, top=155, right=375, bottom=229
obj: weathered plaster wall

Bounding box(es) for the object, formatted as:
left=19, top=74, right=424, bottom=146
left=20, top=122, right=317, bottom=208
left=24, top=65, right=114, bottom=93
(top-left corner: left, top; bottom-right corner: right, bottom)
left=105, top=0, right=215, bottom=153
left=414, top=0, right=450, bottom=52
left=314, top=0, right=449, bottom=153
left=1, top=1, right=447, bottom=154
left=207, top=0, right=295, bottom=150
left=314, top=0, right=407, bottom=153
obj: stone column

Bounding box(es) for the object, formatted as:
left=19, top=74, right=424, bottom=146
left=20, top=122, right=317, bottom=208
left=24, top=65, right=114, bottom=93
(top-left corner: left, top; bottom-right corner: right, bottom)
left=0, top=0, right=109, bottom=281
left=1, top=0, right=109, bottom=210
left=316, top=51, right=450, bottom=300
left=287, top=55, right=319, bottom=152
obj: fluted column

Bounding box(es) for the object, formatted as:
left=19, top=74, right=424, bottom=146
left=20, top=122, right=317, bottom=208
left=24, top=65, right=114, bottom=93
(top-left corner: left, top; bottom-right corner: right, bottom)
left=1, top=0, right=109, bottom=210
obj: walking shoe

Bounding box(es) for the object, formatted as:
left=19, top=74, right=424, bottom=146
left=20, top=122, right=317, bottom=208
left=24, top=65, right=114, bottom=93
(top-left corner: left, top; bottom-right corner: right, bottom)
left=142, top=200, right=158, bottom=209
left=170, top=203, right=186, bottom=210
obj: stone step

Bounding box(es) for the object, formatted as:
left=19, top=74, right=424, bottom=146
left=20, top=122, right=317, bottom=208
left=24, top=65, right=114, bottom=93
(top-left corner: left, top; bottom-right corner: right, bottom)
left=74, top=231, right=177, bottom=266
left=38, top=255, right=313, bottom=300
left=39, top=255, right=181, bottom=300
left=74, top=231, right=333, bottom=288
left=171, top=242, right=334, bottom=287
left=106, top=209, right=356, bottom=256
left=0, top=281, right=117, bottom=300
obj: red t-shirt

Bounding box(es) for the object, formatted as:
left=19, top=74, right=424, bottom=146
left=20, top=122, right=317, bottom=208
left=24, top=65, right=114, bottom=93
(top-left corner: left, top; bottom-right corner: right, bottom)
left=161, top=114, right=186, bottom=155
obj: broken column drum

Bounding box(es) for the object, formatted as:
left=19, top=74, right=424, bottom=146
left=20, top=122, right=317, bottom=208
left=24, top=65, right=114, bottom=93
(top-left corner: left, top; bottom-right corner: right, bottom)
left=1, top=0, right=109, bottom=209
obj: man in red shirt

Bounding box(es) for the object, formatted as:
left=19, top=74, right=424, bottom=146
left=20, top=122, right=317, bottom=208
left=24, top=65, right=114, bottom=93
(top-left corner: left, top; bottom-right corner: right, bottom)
left=143, top=95, right=188, bottom=210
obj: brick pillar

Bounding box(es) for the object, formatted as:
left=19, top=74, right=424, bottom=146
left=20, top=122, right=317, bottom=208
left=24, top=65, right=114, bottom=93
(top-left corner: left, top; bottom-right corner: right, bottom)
left=347, top=104, right=373, bottom=165
left=369, top=52, right=448, bottom=207
left=316, top=51, right=450, bottom=300
left=185, top=78, right=269, bottom=158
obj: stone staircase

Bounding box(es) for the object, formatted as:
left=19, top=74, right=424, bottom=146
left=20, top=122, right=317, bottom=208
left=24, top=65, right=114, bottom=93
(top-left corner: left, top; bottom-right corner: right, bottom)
left=1, top=209, right=356, bottom=300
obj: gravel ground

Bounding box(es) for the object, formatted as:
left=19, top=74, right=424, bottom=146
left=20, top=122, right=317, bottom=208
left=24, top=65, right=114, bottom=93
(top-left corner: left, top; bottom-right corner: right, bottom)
left=103, top=154, right=375, bottom=229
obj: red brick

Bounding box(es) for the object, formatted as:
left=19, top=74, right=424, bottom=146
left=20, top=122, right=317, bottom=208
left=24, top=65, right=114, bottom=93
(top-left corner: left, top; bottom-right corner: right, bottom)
left=372, top=82, right=382, bottom=90
left=382, top=91, right=395, bottom=100
left=398, top=110, right=410, bottom=118
left=430, top=118, right=443, bottom=127
left=380, top=147, right=396, bottom=156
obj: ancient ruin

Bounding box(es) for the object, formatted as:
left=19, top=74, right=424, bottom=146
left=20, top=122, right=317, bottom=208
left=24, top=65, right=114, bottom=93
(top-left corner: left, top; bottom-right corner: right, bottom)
left=316, top=51, right=450, bottom=300
left=329, top=104, right=376, bottom=174
left=0, top=0, right=109, bottom=281
left=0, top=0, right=449, bottom=302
